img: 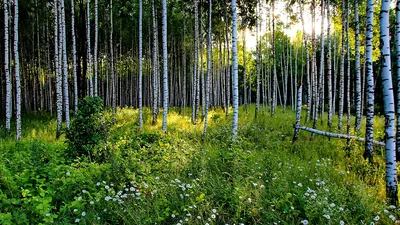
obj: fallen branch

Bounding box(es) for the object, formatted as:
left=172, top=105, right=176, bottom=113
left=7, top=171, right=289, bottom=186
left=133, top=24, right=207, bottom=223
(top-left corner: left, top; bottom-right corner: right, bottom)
left=294, top=125, right=385, bottom=147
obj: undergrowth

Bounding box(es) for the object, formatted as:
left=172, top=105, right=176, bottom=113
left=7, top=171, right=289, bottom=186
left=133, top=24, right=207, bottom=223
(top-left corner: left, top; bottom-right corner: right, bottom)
left=0, top=105, right=397, bottom=224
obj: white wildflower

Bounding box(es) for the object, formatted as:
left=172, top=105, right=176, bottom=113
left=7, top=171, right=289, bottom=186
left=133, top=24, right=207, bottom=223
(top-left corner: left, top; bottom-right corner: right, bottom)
left=81, top=212, right=86, bottom=217
left=301, top=220, right=309, bottom=225
left=75, top=218, right=80, bottom=223
left=323, top=214, right=330, bottom=220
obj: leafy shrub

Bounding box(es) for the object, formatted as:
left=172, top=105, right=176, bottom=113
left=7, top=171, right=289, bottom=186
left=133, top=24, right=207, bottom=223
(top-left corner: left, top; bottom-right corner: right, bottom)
left=65, top=96, right=109, bottom=161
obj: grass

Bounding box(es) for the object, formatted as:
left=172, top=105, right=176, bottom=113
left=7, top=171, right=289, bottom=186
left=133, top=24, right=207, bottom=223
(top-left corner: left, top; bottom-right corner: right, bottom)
left=0, top=104, right=398, bottom=224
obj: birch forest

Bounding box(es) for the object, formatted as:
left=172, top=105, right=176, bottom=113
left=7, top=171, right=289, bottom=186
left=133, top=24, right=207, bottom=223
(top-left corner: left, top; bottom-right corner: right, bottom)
left=2, top=0, right=400, bottom=224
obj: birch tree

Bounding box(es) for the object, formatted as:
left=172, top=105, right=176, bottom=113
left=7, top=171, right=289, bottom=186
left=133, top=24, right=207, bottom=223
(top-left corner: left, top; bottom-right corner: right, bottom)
left=61, top=0, right=70, bottom=128
left=110, top=0, right=116, bottom=122
left=380, top=0, right=398, bottom=205
left=192, top=0, right=199, bottom=124
left=231, top=0, right=239, bottom=140
left=139, top=0, right=143, bottom=131
left=338, top=0, right=346, bottom=130
left=87, top=0, right=93, bottom=97
left=355, top=0, right=361, bottom=131
left=4, top=0, right=11, bottom=136
left=14, top=0, right=21, bottom=140
left=94, top=0, right=98, bottom=96
left=162, top=0, right=168, bottom=133
left=71, top=0, right=78, bottom=112
left=364, top=0, right=375, bottom=160
left=203, top=0, right=212, bottom=136
left=54, top=0, right=62, bottom=138
left=327, top=0, right=332, bottom=127
left=152, top=0, right=158, bottom=125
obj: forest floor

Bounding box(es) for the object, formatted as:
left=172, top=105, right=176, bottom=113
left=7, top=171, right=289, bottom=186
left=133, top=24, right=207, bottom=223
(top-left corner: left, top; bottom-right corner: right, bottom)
left=0, top=105, right=399, bottom=225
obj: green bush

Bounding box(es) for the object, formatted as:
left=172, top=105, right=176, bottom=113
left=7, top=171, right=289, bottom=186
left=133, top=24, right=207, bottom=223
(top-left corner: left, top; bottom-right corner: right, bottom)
left=65, top=96, right=109, bottom=161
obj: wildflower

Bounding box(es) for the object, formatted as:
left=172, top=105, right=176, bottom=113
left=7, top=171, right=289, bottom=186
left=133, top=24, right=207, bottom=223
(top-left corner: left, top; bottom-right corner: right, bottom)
left=248, top=198, right=252, bottom=203
left=205, top=223, right=209, bottom=225
left=339, top=207, right=344, bottom=211
left=301, top=220, right=309, bottom=225
left=66, top=172, right=71, bottom=176
left=96, top=182, right=100, bottom=186
left=329, top=203, right=335, bottom=208
left=105, top=185, right=110, bottom=190
left=211, top=214, right=216, bottom=219
left=298, top=183, right=303, bottom=187
left=90, top=201, right=94, bottom=205
left=340, top=220, right=345, bottom=225
left=75, top=218, right=80, bottom=223
left=370, top=222, right=375, bottom=225
left=389, top=215, right=396, bottom=221
left=105, top=196, right=112, bottom=201
left=171, top=214, right=176, bottom=218
left=197, top=216, right=201, bottom=219
left=82, top=190, right=87, bottom=194
left=73, top=209, right=78, bottom=212
left=77, top=197, right=82, bottom=201
left=384, top=209, right=389, bottom=214
left=46, top=213, right=51, bottom=217
left=212, top=209, right=217, bottom=213
left=177, top=223, right=181, bottom=225
left=97, top=217, right=100, bottom=220
left=81, top=212, right=86, bottom=217
left=323, top=214, right=330, bottom=220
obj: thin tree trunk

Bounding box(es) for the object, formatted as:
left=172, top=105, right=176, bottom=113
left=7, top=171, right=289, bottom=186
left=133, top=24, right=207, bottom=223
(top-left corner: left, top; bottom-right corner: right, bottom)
left=203, top=0, right=212, bottom=136
left=152, top=0, right=158, bottom=124
left=14, top=0, right=21, bottom=140
left=94, top=0, right=98, bottom=96
left=338, top=0, right=346, bottom=130
left=4, top=0, right=11, bottom=136
left=192, top=0, right=198, bottom=124
left=231, top=0, right=239, bottom=140
left=162, top=0, right=168, bottom=133
left=355, top=0, right=361, bottom=131
left=71, top=0, right=78, bottom=112
left=138, top=0, right=143, bottom=130
left=395, top=0, right=400, bottom=161
left=61, top=0, right=70, bottom=128
left=110, top=0, right=116, bottom=122
left=327, top=0, right=332, bottom=127
left=54, top=0, right=62, bottom=138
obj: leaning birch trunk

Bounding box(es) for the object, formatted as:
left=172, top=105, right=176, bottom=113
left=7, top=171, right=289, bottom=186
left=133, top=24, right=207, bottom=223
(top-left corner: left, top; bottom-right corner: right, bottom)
left=355, top=0, right=361, bottom=131
left=87, top=0, right=93, bottom=97
left=94, top=0, right=98, bottom=96
left=192, top=0, right=199, bottom=124
left=138, top=0, right=143, bottom=131
left=292, top=86, right=302, bottom=142
left=54, top=0, right=62, bottom=138
left=327, top=0, right=332, bottom=127
left=396, top=0, right=400, bottom=161
left=14, top=0, right=21, bottom=140
left=110, top=0, right=116, bottom=123
left=162, top=0, right=168, bottom=133
left=152, top=0, right=158, bottom=125
left=71, top=0, right=78, bottom=112
left=295, top=126, right=385, bottom=147
left=231, top=0, right=239, bottom=140
left=61, top=0, right=70, bottom=128
left=203, top=0, right=212, bottom=136
left=338, top=0, right=346, bottom=130
left=4, top=0, right=11, bottom=136
left=380, top=0, right=398, bottom=205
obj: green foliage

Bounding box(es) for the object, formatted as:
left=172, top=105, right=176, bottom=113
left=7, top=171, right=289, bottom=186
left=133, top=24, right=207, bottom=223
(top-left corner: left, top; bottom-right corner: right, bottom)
left=65, top=96, right=110, bottom=161
left=0, top=106, right=398, bottom=224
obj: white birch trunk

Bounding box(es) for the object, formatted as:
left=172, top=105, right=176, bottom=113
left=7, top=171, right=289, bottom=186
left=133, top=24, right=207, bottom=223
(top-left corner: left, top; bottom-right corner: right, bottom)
left=338, top=0, right=346, bottom=130
left=152, top=0, right=158, bottom=124
left=110, top=0, right=116, bottom=122
left=54, top=0, right=62, bottom=138
left=355, top=0, right=361, bottom=131
left=255, top=2, right=260, bottom=118
left=87, top=0, right=93, bottom=97
left=61, top=0, right=70, bottom=128
left=293, top=86, right=302, bottom=142
left=318, top=0, right=325, bottom=122
left=139, top=0, right=143, bottom=130
left=231, top=0, right=239, bottom=140
left=14, top=0, right=21, bottom=140
left=162, top=0, right=168, bottom=133
left=380, top=0, right=398, bottom=205
left=327, top=0, right=332, bottom=127
left=192, top=0, right=198, bottom=124
left=243, top=28, right=247, bottom=113
left=4, top=0, right=11, bottom=136
left=94, top=0, right=98, bottom=96
left=203, top=0, right=212, bottom=136
left=71, top=0, right=78, bottom=112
